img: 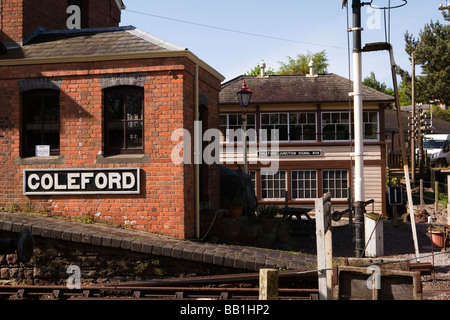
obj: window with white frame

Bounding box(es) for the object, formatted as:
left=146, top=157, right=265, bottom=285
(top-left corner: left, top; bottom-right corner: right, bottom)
left=289, top=113, right=317, bottom=141
left=219, top=113, right=256, bottom=142
left=291, top=170, right=317, bottom=199
left=260, top=113, right=289, bottom=142
left=363, top=111, right=379, bottom=140
left=261, top=170, right=286, bottom=200
left=260, top=112, right=317, bottom=142
left=321, top=112, right=351, bottom=141
left=322, top=170, right=349, bottom=199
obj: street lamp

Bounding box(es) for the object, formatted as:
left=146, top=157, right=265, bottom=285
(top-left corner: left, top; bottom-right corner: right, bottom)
left=236, top=80, right=253, bottom=174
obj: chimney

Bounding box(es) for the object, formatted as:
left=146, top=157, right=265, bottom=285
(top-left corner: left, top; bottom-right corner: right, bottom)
left=307, top=60, right=318, bottom=77
left=0, top=0, right=124, bottom=46
left=259, top=59, right=268, bottom=77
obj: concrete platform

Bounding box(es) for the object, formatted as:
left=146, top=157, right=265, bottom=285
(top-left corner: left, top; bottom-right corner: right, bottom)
left=0, top=212, right=318, bottom=272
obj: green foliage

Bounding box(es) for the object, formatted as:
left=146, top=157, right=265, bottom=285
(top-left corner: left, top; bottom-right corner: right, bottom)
left=75, top=213, right=97, bottom=224
left=427, top=105, right=450, bottom=122
left=363, top=72, right=388, bottom=93
left=398, top=12, right=450, bottom=107
left=363, top=72, right=395, bottom=108
left=244, top=64, right=276, bottom=76
left=255, top=204, right=279, bottom=219
left=277, top=50, right=329, bottom=75
left=245, top=50, right=329, bottom=76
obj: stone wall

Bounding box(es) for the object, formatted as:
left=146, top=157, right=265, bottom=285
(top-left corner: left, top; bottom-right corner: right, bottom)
left=0, top=232, right=239, bottom=286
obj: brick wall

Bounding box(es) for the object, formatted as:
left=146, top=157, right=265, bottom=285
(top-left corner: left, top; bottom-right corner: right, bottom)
left=0, top=56, right=221, bottom=239
left=1, top=0, right=121, bottom=44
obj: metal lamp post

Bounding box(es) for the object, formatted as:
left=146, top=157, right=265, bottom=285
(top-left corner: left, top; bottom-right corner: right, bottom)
left=236, top=80, right=253, bottom=174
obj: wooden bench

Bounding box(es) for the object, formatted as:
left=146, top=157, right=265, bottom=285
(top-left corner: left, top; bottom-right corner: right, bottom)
left=279, top=191, right=313, bottom=221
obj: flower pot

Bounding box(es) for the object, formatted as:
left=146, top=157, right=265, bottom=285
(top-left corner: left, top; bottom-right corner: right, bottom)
left=228, top=206, right=243, bottom=220
left=431, top=231, right=445, bottom=248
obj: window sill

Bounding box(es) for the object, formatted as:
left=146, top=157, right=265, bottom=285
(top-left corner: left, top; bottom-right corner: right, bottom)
left=14, top=156, right=66, bottom=165
left=96, top=154, right=150, bottom=164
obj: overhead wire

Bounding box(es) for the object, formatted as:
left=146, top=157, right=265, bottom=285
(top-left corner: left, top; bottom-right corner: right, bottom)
left=124, top=9, right=348, bottom=51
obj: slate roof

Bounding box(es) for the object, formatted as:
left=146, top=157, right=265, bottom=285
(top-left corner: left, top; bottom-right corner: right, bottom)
left=0, top=26, right=186, bottom=60
left=220, top=74, right=395, bottom=105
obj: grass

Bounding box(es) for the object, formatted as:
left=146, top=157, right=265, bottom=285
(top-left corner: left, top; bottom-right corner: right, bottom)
left=411, top=190, right=448, bottom=207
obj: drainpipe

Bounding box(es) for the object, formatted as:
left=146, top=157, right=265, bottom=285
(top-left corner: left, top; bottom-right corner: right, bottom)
left=194, top=64, right=200, bottom=239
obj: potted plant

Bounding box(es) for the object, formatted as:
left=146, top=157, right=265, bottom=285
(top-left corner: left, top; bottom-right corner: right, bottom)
left=428, top=225, right=446, bottom=248
left=227, top=191, right=247, bottom=219
left=255, top=204, right=279, bottom=233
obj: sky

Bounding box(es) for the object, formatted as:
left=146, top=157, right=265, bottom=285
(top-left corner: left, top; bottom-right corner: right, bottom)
left=120, top=1, right=447, bottom=86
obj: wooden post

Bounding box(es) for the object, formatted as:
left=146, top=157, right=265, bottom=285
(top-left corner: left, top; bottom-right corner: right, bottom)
left=448, top=175, right=450, bottom=225
left=259, top=269, right=278, bottom=300
left=420, top=179, right=424, bottom=210
left=435, top=180, right=439, bottom=214
left=315, top=193, right=332, bottom=300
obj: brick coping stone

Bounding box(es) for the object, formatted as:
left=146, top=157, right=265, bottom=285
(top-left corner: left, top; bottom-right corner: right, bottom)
left=0, top=212, right=317, bottom=272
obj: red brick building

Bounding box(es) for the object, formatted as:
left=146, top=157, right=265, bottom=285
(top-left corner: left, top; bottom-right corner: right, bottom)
left=0, top=0, right=224, bottom=239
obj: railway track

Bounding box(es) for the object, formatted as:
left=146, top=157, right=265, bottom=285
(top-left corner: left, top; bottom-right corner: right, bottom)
left=0, top=285, right=319, bottom=301
left=0, top=269, right=319, bottom=300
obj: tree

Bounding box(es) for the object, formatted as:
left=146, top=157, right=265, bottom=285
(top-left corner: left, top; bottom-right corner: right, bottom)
left=363, top=72, right=388, bottom=93
left=277, top=50, right=329, bottom=75
left=244, top=64, right=276, bottom=76
left=244, top=50, right=329, bottom=76
left=398, top=12, right=450, bottom=108
left=363, top=72, right=395, bottom=108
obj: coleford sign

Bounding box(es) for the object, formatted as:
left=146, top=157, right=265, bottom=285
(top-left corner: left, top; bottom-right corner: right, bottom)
left=23, top=168, right=140, bottom=195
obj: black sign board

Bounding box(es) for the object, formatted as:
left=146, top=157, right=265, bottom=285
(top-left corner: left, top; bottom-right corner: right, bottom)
left=24, top=168, right=140, bottom=195
left=388, top=186, right=403, bottom=205
left=258, top=150, right=322, bottom=157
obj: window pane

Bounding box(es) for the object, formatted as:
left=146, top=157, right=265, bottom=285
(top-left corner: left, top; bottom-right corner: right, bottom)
left=289, top=125, right=302, bottom=140
left=276, top=125, right=288, bottom=141
left=126, top=121, right=143, bottom=148
left=125, top=93, right=143, bottom=120
left=303, top=125, right=316, bottom=140
left=291, top=170, right=317, bottom=199
left=323, top=170, right=348, bottom=200
left=261, top=170, right=286, bottom=200
left=290, top=113, right=298, bottom=124
left=107, top=121, right=124, bottom=149
left=322, top=124, right=335, bottom=140
left=106, top=93, right=124, bottom=121
left=247, top=114, right=256, bottom=125
left=270, top=114, right=278, bottom=124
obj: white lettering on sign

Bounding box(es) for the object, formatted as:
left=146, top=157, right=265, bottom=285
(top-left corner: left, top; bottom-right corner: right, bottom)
left=24, top=169, right=140, bottom=195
